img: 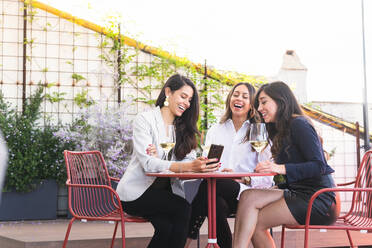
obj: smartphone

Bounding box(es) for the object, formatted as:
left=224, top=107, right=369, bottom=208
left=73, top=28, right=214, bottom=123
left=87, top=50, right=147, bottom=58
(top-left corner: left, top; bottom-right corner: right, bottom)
left=207, top=144, right=224, bottom=165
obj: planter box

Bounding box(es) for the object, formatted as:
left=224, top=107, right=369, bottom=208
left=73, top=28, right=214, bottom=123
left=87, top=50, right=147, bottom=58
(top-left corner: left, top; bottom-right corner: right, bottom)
left=0, top=180, right=58, bottom=221
left=57, top=184, right=68, bottom=217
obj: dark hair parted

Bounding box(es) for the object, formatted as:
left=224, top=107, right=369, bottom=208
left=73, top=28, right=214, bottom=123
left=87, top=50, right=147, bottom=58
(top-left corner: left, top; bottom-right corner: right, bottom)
left=155, top=74, right=200, bottom=160
left=254, top=81, right=305, bottom=160
left=220, top=82, right=261, bottom=142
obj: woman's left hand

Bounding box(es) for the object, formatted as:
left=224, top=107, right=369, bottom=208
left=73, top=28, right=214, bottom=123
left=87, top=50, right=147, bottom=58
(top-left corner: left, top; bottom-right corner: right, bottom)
left=255, top=160, right=286, bottom=174
left=146, top=144, right=159, bottom=158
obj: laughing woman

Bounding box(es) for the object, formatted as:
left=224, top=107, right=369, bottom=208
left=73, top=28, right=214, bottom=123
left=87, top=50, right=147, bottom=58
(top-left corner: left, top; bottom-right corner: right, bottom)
left=233, top=81, right=338, bottom=248
left=185, top=82, right=273, bottom=248
left=116, top=74, right=219, bottom=248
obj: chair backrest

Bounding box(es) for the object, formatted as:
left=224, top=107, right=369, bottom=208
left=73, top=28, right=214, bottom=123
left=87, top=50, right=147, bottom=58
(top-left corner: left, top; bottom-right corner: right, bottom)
left=64, top=150, right=118, bottom=218
left=346, top=150, right=372, bottom=224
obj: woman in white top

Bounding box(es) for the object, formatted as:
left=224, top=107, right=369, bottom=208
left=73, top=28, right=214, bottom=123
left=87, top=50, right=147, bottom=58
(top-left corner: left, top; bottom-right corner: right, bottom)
left=116, top=74, right=219, bottom=248
left=185, top=82, right=273, bottom=248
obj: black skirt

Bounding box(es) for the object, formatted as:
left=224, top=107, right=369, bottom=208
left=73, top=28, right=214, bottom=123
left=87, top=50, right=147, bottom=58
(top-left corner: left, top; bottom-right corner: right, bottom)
left=283, top=174, right=338, bottom=225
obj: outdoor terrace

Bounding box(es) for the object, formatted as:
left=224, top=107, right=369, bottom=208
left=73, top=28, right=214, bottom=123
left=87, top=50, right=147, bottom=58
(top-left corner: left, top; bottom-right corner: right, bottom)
left=1, top=218, right=372, bottom=248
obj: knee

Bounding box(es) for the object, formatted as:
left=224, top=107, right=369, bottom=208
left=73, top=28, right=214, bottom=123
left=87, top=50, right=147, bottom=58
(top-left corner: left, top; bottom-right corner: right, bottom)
left=239, top=190, right=256, bottom=204
left=153, top=219, right=173, bottom=237
left=176, top=201, right=192, bottom=222
left=239, top=190, right=263, bottom=211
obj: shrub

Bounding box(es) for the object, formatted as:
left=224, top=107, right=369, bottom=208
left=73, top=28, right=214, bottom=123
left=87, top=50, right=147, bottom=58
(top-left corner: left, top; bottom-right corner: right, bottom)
left=54, top=102, right=134, bottom=178
left=0, top=86, right=75, bottom=192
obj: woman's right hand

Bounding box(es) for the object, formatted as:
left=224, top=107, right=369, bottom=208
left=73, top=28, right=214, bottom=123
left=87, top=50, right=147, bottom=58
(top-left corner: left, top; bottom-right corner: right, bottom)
left=255, top=160, right=286, bottom=174
left=190, top=157, right=220, bottom=172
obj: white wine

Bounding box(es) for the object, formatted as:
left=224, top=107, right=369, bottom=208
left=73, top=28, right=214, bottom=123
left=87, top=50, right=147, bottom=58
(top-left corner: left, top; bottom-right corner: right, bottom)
left=249, top=140, right=268, bottom=153
left=160, top=142, right=175, bottom=153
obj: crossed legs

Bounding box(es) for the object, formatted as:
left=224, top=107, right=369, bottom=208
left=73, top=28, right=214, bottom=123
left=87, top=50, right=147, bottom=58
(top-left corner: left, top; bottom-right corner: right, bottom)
left=233, top=189, right=298, bottom=248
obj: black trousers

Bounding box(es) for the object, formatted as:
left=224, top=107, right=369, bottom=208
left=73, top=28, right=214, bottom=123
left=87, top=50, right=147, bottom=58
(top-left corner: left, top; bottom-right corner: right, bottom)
left=121, top=183, right=191, bottom=248
left=188, top=179, right=240, bottom=248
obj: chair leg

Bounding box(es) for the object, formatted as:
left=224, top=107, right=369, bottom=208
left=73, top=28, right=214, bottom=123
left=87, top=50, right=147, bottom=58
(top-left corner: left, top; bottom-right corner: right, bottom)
left=280, top=225, right=285, bottom=248
left=121, top=220, right=126, bottom=248
left=111, top=221, right=119, bottom=248
left=346, top=230, right=356, bottom=248
left=304, top=228, right=309, bottom=248
left=63, top=217, right=76, bottom=248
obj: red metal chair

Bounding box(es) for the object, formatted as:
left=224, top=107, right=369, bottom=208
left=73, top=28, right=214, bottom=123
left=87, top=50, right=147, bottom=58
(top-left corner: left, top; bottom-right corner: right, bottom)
left=63, top=150, right=147, bottom=248
left=281, top=150, right=372, bottom=248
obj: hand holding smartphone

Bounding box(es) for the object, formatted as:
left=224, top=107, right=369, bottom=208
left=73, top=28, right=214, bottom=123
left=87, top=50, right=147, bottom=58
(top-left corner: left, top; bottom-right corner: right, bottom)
left=207, top=144, right=224, bottom=165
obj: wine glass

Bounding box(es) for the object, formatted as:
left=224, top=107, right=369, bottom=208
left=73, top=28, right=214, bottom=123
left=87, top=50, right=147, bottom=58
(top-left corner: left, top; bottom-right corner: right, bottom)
left=249, top=123, right=268, bottom=153
left=160, top=125, right=176, bottom=160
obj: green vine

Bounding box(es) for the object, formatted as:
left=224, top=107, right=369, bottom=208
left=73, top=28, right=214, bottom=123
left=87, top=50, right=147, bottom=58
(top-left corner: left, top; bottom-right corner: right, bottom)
left=71, top=73, right=86, bottom=83
left=74, top=90, right=95, bottom=108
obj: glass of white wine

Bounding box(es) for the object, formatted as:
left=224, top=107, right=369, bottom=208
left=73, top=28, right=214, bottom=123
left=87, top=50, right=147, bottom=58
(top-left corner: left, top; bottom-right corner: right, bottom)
left=249, top=123, right=268, bottom=153
left=160, top=125, right=176, bottom=160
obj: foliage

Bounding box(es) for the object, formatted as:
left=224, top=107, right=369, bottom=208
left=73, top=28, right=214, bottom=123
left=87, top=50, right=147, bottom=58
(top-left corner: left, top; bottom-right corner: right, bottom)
left=0, top=85, right=75, bottom=192
left=45, top=91, right=66, bottom=103
left=274, top=174, right=286, bottom=185
left=97, top=22, right=230, bottom=137
left=71, top=73, right=86, bottom=83
left=54, top=102, right=134, bottom=178
left=74, top=89, right=95, bottom=108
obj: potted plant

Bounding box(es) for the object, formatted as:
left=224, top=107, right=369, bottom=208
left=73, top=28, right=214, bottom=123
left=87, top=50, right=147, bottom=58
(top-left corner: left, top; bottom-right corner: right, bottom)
left=0, top=85, right=75, bottom=220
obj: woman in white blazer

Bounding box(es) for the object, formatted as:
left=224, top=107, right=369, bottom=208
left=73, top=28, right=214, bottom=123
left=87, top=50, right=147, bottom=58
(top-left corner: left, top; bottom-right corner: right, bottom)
left=116, top=74, right=219, bottom=248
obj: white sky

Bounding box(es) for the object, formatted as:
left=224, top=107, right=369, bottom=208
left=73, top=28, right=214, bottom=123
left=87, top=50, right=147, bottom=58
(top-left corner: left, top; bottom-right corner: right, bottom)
left=42, top=0, right=372, bottom=103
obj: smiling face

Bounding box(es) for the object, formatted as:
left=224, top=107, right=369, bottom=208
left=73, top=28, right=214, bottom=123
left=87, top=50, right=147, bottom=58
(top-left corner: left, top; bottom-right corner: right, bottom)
left=257, top=91, right=278, bottom=123
left=166, top=85, right=194, bottom=117
left=229, top=84, right=251, bottom=119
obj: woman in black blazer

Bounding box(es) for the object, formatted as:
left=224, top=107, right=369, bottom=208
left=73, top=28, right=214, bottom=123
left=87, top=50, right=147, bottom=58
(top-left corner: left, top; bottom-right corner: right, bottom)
left=233, top=82, right=338, bottom=248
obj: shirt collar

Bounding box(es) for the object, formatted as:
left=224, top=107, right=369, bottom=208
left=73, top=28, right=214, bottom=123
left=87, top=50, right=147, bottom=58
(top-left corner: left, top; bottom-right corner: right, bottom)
left=226, top=118, right=250, bottom=126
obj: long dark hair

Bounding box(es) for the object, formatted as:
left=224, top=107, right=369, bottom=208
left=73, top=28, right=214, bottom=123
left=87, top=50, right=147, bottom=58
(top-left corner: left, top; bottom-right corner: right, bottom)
left=254, top=81, right=304, bottom=160
left=220, top=82, right=261, bottom=142
left=155, top=74, right=200, bottom=160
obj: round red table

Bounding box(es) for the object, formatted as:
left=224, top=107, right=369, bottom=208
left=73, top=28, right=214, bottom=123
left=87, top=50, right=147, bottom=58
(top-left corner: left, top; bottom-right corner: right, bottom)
left=146, top=171, right=275, bottom=248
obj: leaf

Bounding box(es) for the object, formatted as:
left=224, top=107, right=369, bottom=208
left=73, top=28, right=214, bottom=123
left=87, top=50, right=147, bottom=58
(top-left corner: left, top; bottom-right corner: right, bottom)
left=71, top=73, right=86, bottom=83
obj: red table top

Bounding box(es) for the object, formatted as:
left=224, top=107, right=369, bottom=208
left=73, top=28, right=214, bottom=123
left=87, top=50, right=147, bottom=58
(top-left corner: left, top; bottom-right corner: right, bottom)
left=146, top=171, right=276, bottom=179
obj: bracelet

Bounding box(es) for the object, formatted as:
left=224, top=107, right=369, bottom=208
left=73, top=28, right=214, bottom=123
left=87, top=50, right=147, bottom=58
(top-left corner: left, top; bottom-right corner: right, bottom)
left=242, top=176, right=251, bottom=186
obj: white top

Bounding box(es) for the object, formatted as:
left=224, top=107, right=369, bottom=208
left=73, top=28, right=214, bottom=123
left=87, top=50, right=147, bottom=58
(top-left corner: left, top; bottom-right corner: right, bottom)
left=116, top=107, right=196, bottom=202
left=204, top=119, right=273, bottom=198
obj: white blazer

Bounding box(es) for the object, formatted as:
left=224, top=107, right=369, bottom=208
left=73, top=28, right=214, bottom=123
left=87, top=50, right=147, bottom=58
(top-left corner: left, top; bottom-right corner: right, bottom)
left=116, top=106, right=196, bottom=202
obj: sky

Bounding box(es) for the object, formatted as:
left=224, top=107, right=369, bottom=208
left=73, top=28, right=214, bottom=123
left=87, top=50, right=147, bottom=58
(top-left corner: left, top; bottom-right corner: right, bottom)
left=42, top=0, right=372, bottom=103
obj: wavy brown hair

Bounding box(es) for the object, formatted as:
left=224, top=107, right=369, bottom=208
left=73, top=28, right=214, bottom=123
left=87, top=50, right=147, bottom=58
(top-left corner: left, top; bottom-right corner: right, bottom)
left=254, top=81, right=305, bottom=160
left=220, top=82, right=261, bottom=142
left=155, top=74, right=200, bottom=160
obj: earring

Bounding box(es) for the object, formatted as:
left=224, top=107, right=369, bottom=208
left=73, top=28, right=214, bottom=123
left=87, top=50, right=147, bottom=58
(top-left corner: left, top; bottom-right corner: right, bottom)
left=164, top=96, right=169, bottom=107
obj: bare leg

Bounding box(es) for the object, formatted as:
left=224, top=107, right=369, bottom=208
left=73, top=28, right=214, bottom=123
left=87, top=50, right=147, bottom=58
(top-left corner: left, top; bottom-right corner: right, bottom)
left=184, top=238, right=192, bottom=248
left=232, top=189, right=284, bottom=248
left=251, top=198, right=298, bottom=248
